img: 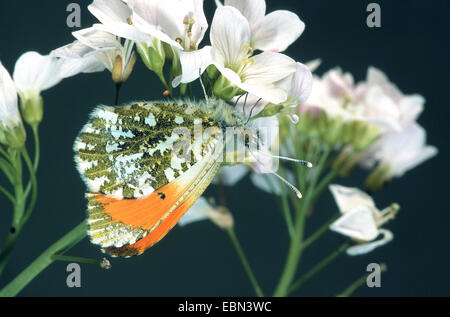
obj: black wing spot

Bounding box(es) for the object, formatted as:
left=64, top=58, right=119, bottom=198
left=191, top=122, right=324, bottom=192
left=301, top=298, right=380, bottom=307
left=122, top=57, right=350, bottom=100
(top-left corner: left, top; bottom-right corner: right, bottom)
left=158, top=192, right=166, bottom=200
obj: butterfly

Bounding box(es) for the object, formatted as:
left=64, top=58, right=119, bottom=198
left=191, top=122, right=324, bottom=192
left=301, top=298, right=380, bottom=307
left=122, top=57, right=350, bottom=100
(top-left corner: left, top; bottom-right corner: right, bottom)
left=74, top=99, right=307, bottom=257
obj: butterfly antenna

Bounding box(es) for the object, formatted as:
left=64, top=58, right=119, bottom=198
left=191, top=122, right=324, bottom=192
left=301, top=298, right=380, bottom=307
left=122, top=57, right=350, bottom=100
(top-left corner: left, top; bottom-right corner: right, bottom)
left=269, top=154, right=313, bottom=168
left=248, top=149, right=304, bottom=199
left=271, top=171, right=303, bottom=199
left=198, top=69, right=209, bottom=102
left=234, top=93, right=245, bottom=108
left=242, top=92, right=249, bottom=115
left=253, top=146, right=313, bottom=168
left=246, top=98, right=262, bottom=124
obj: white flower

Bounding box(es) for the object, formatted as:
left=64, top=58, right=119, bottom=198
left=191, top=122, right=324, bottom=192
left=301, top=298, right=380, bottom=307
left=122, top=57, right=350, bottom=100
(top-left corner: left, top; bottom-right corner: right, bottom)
left=328, top=184, right=399, bottom=256
left=13, top=52, right=64, bottom=101
left=218, top=0, right=305, bottom=52
left=277, top=62, right=313, bottom=107
left=362, top=67, right=425, bottom=132
left=181, top=6, right=296, bottom=103
left=178, top=197, right=234, bottom=229
left=367, top=122, right=437, bottom=179
left=52, top=27, right=136, bottom=83
left=306, top=68, right=367, bottom=123
left=366, top=67, right=425, bottom=128
left=0, top=62, right=21, bottom=131
left=123, top=0, right=208, bottom=51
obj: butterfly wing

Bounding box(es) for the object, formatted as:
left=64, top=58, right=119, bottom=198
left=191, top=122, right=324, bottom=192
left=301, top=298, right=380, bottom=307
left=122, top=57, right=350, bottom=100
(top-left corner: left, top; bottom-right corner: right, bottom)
left=74, top=101, right=224, bottom=256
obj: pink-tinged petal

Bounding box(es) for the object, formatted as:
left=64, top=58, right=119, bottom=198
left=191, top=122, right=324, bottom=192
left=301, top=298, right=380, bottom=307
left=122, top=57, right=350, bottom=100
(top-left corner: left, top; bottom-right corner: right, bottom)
left=251, top=10, right=305, bottom=52
left=379, top=123, right=438, bottom=177
left=398, top=94, right=425, bottom=126
left=224, top=0, right=266, bottom=26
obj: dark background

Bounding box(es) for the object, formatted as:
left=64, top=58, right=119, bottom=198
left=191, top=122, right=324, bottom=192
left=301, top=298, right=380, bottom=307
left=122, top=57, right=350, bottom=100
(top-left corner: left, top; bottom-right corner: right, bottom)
left=0, top=0, right=449, bottom=297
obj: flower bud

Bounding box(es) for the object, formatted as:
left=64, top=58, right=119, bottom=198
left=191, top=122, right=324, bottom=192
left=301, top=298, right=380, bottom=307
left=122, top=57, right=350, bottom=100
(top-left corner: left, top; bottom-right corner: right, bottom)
left=137, top=39, right=165, bottom=73
left=213, top=75, right=239, bottom=100
left=206, top=206, right=234, bottom=230
left=20, top=93, right=43, bottom=126
left=100, top=258, right=112, bottom=270
left=0, top=122, right=26, bottom=148
left=364, top=163, right=391, bottom=193
left=112, top=52, right=137, bottom=84
left=321, top=116, right=344, bottom=146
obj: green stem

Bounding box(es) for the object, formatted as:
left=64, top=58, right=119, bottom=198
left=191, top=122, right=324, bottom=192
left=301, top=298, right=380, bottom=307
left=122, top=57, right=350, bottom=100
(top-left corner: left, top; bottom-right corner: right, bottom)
left=0, top=221, right=87, bottom=297
left=20, top=149, right=37, bottom=226
left=227, top=228, right=264, bottom=297
left=0, top=157, right=15, bottom=184
left=288, top=242, right=350, bottom=295
left=0, top=151, right=25, bottom=277
left=156, top=71, right=171, bottom=94
left=301, top=213, right=340, bottom=250
left=114, top=83, right=122, bottom=106
left=279, top=180, right=295, bottom=239
left=273, top=146, right=332, bottom=297
left=51, top=255, right=101, bottom=266
left=0, top=185, right=15, bottom=205
left=180, top=83, right=187, bottom=99
left=336, top=263, right=388, bottom=297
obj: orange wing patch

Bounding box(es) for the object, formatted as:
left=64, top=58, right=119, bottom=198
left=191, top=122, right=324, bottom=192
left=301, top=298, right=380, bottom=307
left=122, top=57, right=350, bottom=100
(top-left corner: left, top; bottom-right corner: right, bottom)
left=87, top=148, right=222, bottom=257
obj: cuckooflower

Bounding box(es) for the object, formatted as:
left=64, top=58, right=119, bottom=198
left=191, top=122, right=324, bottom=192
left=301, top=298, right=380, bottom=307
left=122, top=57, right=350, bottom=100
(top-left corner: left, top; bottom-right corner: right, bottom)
left=13, top=52, right=66, bottom=125
left=364, top=122, right=437, bottom=191
left=88, top=0, right=208, bottom=78
left=123, top=0, right=208, bottom=51
left=178, top=197, right=234, bottom=229
left=217, top=0, right=305, bottom=52
left=179, top=6, right=297, bottom=104
left=365, top=67, right=425, bottom=129
left=0, top=62, right=25, bottom=147
left=52, top=27, right=137, bottom=84
left=328, top=184, right=399, bottom=256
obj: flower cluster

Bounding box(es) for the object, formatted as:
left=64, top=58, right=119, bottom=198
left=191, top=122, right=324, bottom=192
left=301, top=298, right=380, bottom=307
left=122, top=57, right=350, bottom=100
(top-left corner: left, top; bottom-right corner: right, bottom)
left=304, top=67, right=437, bottom=191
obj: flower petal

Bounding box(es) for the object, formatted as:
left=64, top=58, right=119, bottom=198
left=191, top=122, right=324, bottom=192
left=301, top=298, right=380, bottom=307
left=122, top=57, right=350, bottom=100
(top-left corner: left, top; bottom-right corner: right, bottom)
left=72, top=27, right=121, bottom=50
left=278, top=62, right=313, bottom=104
left=0, top=62, right=20, bottom=126
left=88, top=0, right=132, bottom=25
left=346, top=229, right=393, bottom=256
left=210, top=6, right=250, bottom=68
left=329, top=184, right=376, bottom=213
left=57, top=55, right=106, bottom=78
left=380, top=123, right=438, bottom=177
left=178, top=197, right=210, bottom=226
left=213, top=165, right=249, bottom=186
left=13, top=52, right=63, bottom=96
left=251, top=10, right=305, bottom=52
left=329, top=206, right=379, bottom=241
left=224, top=0, right=266, bottom=26
left=246, top=52, right=296, bottom=85
left=172, top=46, right=213, bottom=87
